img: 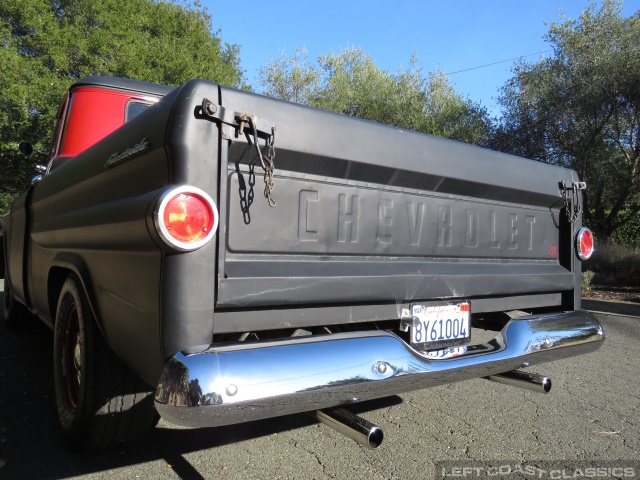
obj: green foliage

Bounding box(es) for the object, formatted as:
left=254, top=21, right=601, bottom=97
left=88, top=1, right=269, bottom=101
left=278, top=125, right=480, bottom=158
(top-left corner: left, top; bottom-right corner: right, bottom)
left=584, top=209, right=640, bottom=246
left=581, top=270, right=595, bottom=294
left=0, top=0, right=243, bottom=211
left=258, top=46, right=491, bottom=146
left=421, top=70, right=493, bottom=146
left=611, top=211, right=640, bottom=247
left=314, top=48, right=426, bottom=129
left=258, top=46, right=320, bottom=106
left=0, top=191, right=18, bottom=215
left=491, top=0, right=640, bottom=242
left=614, top=223, right=640, bottom=247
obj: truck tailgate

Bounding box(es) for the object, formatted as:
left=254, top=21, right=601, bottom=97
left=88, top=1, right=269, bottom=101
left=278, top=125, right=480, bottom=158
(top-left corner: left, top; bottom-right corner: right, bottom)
left=216, top=87, right=576, bottom=308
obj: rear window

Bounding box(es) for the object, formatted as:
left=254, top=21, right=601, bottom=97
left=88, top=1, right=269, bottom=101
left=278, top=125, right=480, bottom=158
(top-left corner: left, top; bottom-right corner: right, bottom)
left=126, top=101, right=152, bottom=122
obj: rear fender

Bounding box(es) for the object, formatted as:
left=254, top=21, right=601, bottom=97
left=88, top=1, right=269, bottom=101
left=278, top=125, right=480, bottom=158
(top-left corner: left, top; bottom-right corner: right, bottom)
left=47, top=254, right=102, bottom=335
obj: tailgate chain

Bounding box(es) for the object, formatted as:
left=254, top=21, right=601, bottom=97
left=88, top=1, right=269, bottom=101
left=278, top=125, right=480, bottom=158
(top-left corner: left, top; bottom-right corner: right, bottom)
left=239, top=114, right=276, bottom=208
left=560, top=180, right=586, bottom=223
left=202, top=99, right=277, bottom=207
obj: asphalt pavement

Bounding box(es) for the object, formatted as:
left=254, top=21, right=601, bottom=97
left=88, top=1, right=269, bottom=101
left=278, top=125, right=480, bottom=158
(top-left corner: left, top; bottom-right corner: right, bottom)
left=0, top=279, right=638, bottom=479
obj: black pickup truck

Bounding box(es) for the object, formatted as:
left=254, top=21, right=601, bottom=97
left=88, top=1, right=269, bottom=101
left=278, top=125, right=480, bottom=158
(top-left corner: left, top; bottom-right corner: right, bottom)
left=1, top=76, right=603, bottom=451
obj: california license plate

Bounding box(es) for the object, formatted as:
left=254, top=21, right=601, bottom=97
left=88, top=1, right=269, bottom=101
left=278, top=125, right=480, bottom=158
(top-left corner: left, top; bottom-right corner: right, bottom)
left=410, top=303, right=471, bottom=351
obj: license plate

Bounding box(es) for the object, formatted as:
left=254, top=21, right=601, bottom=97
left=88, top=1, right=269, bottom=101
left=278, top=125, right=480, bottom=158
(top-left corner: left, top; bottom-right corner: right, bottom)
left=410, top=302, right=471, bottom=351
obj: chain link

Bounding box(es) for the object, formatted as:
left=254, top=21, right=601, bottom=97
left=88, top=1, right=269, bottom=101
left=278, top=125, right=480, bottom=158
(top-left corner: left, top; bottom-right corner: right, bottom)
left=238, top=163, right=255, bottom=224
left=238, top=114, right=277, bottom=208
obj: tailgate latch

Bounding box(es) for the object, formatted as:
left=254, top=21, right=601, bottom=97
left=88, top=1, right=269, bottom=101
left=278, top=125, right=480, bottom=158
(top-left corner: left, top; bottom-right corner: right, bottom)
left=201, top=99, right=277, bottom=208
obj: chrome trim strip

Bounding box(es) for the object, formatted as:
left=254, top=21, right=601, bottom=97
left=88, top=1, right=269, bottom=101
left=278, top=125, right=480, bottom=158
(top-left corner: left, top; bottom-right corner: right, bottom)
left=155, top=310, right=604, bottom=428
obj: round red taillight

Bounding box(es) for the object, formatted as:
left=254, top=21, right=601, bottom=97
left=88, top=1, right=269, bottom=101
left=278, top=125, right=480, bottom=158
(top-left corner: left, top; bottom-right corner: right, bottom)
left=576, top=227, right=594, bottom=260
left=156, top=186, right=218, bottom=251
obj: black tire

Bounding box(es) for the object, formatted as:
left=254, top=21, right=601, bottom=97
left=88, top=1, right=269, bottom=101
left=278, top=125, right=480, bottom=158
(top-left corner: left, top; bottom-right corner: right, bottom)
left=53, top=276, right=159, bottom=452
left=3, top=271, right=30, bottom=329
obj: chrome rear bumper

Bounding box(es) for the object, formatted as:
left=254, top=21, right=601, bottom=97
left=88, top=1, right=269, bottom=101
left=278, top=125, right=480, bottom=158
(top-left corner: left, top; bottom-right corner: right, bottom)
left=155, top=310, right=604, bottom=428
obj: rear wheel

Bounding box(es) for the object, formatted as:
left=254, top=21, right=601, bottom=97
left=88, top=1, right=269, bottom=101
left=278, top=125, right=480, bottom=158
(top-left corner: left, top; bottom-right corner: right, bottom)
left=53, top=276, right=158, bottom=451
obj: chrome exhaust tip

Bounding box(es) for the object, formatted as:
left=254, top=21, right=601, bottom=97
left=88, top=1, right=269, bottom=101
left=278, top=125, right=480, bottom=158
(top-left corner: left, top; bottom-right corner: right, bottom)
left=312, top=407, right=384, bottom=449
left=486, top=370, right=551, bottom=394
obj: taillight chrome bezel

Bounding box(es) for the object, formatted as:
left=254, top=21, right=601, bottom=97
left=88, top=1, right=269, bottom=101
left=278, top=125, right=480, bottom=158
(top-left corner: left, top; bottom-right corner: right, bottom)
left=154, top=185, right=219, bottom=251
left=575, top=227, right=594, bottom=261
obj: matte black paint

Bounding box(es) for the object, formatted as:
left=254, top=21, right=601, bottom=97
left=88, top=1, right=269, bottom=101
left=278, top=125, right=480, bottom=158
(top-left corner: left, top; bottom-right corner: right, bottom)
left=160, top=80, right=221, bottom=361
left=214, top=86, right=580, bottom=315
left=2, top=76, right=585, bottom=387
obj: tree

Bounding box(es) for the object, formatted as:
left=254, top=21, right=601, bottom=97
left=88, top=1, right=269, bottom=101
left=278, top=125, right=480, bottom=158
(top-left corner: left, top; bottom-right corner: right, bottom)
left=258, top=46, right=320, bottom=105
left=422, top=70, right=493, bottom=146
left=258, top=46, right=491, bottom=146
left=0, top=0, right=243, bottom=212
left=491, top=0, right=640, bottom=242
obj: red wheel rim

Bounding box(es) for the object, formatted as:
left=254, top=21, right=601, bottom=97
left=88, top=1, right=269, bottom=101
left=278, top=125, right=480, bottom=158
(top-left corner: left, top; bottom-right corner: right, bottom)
left=63, top=303, right=81, bottom=412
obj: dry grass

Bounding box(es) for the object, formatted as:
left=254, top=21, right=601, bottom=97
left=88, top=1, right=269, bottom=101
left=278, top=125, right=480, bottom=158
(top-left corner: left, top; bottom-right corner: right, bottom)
left=584, top=243, right=640, bottom=285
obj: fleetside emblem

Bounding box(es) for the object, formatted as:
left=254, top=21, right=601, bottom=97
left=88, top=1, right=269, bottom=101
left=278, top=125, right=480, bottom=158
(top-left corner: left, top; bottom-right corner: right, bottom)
left=105, top=138, right=151, bottom=168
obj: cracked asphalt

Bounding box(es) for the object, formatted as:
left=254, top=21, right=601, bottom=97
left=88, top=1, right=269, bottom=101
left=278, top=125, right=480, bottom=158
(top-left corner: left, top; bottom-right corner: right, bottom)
left=0, top=283, right=638, bottom=479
